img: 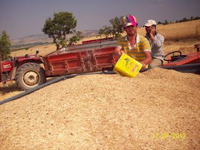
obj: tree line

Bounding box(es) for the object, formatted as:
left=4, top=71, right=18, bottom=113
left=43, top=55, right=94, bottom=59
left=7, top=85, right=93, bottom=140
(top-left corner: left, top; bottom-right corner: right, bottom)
left=158, top=16, right=200, bottom=25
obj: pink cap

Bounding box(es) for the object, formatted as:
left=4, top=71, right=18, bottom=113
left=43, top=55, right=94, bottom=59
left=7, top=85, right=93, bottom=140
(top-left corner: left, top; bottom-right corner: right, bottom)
left=122, top=15, right=137, bottom=28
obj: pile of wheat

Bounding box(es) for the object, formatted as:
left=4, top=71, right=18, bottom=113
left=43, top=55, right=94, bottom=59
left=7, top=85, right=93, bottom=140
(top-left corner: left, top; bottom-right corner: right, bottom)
left=0, top=68, right=200, bottom=150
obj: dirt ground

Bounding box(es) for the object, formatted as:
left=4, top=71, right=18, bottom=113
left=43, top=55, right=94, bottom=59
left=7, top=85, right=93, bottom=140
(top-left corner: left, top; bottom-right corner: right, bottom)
left=0, top=40, right=200, bottom=150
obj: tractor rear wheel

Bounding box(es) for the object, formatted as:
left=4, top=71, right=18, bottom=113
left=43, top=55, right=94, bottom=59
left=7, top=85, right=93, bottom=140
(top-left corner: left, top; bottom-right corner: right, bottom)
left=15, top=63, right=46, bottom=90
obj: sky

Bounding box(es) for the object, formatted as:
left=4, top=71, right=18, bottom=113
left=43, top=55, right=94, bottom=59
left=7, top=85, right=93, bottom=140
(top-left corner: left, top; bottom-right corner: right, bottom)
left=0, top=0, right=200, bottom=39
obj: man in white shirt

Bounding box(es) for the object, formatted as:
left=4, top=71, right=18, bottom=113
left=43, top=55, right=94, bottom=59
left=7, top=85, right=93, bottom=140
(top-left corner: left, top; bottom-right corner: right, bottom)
left=144, top=20, right=165, bottom=68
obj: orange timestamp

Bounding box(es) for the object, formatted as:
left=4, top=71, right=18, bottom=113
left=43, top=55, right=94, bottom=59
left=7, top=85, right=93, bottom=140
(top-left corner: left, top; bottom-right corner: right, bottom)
left=152, top=133, right=186, bottom=140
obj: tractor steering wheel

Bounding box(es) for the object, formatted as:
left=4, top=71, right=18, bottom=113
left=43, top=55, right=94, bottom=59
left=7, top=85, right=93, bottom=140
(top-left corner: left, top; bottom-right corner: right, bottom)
left=164, top=51, right=182, bottom=61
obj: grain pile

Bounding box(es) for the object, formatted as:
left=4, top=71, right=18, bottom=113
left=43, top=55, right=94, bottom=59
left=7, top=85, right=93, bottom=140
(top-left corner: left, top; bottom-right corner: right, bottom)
left=0, top=68, right=200, bottom=150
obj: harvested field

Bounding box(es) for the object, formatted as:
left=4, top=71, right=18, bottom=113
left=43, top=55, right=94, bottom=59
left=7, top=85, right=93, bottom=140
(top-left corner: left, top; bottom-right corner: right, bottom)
left=0, top=68, right=200, bottom=150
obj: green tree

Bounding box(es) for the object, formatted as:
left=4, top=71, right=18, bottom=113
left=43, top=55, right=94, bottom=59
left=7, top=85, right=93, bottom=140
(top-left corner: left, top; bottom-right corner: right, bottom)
left=69, top=31, right=84, bottom=45
left=164, top=20, right=169, bottom=25
left=109, top=16, right=123, bottom=39
left=98, top=28, right=105, bottom=38
left=181, top=18, right=188, bottom=22
left=98, top=25, right=112, bottom=39
left=42, top=11, right=77, bottom=50
left=193, top=16, right=200, bottom=20
left=0, top=30, right=11, bottom=60
left=98, top=16, right=123, bottom=39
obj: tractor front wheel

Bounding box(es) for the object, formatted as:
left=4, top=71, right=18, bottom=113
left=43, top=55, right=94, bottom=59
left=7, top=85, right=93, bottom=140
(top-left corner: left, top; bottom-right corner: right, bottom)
left=15, top=63, right=46, bottom=90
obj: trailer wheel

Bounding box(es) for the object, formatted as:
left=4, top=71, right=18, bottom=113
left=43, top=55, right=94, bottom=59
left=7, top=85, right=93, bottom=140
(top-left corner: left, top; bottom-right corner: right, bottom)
left=15, top=63, right=46, bottom=90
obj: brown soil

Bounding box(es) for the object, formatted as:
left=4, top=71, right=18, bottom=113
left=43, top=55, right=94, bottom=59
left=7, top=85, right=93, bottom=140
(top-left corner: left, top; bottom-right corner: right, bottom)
left=0, top=68, right=200, bottom=150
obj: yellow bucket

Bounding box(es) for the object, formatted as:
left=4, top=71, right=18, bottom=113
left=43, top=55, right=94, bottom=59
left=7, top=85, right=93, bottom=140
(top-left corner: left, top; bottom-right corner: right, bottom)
left=113, top=53, right=142, bottom=77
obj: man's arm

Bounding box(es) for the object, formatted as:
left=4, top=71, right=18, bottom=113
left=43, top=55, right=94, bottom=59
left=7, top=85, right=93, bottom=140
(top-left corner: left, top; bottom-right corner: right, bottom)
left=154, top=35, right=164, bottom=48
left=141, top=36, right=152, bottom=68
left=141, top=51, right=152, bottom=69
left=150, top=34, right=164, bottom=48
left=113, top=46, right=123, bottom=60
left=114, top=46, right=123, bottom=55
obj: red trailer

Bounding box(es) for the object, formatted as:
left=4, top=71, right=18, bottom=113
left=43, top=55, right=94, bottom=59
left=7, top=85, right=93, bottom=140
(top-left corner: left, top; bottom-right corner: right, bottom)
left=0, top=39, right=117, bottom=90
left=43, top=47, right=116, bottom=77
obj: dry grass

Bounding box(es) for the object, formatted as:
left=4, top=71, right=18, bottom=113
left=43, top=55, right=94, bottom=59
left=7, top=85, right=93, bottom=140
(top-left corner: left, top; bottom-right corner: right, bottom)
left=158, top=20, right=200, bottom=41
left=10, top=44, right=56, bottom=57
left=0, top=82, right=21, bottom=101
left=138, top=20, right=200, bottom=41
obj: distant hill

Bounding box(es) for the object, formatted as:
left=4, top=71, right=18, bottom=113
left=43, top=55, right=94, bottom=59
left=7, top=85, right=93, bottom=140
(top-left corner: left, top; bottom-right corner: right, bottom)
left=11, top=30, right=99, bottom=46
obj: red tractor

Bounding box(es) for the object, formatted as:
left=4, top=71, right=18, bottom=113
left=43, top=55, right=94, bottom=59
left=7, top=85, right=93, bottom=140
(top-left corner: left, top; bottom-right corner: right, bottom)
left=0, top=38, right=117, bottom=91
left=0, top=50, right=46, bottom=90
left=162, top=44, right=200, bottom=74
